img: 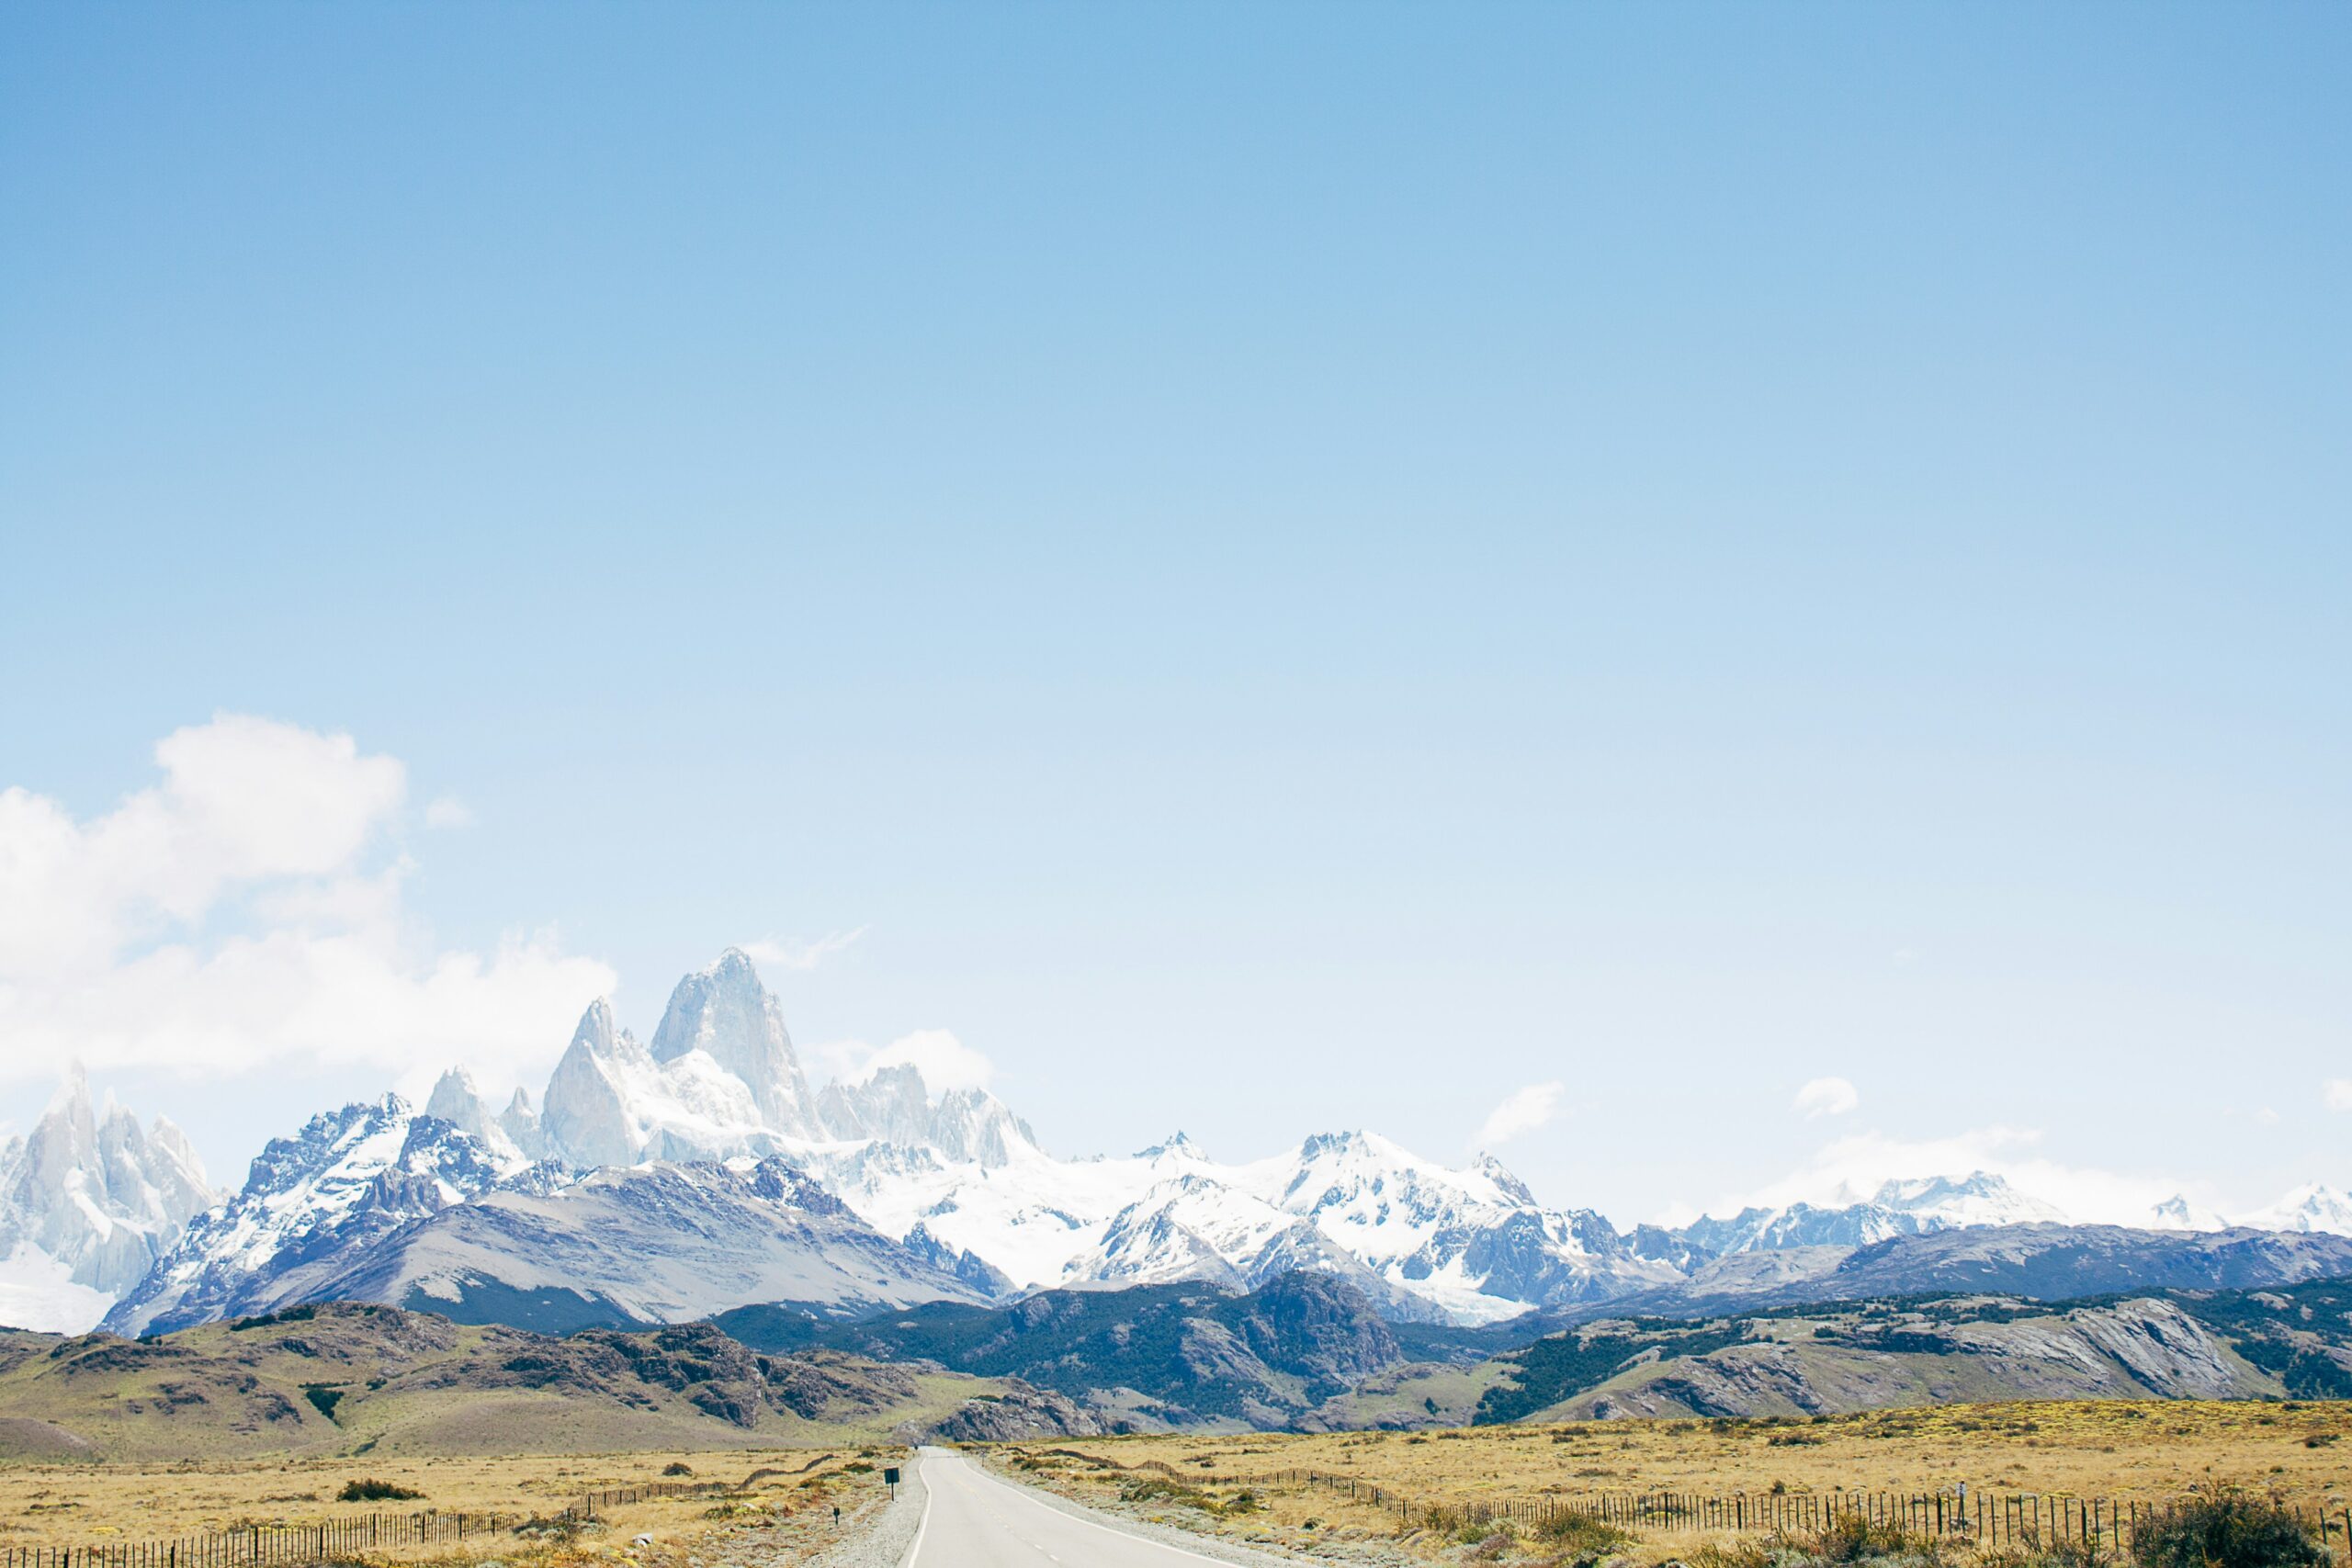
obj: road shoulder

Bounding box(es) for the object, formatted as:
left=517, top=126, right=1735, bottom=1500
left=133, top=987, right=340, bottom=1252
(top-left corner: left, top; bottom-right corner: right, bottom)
left=806, top=1462, right=929, bottom=1568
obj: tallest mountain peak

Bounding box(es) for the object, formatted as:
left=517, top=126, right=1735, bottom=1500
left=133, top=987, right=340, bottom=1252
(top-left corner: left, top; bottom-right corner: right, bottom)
left=649, top=951, right=818, bottom=1137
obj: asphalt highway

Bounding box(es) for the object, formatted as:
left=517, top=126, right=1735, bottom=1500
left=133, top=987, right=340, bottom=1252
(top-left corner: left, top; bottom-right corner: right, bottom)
left=904, top=1447, right=1245, bottom=1567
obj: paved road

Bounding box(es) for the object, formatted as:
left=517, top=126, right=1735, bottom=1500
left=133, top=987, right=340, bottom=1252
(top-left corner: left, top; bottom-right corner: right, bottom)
left=904, top=1447, right=1241, bottom=1567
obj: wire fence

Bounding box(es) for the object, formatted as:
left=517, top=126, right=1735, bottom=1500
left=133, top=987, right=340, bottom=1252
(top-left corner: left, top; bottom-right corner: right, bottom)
left=1220, top=1469, right=2352, bottom=1550
left=1, top=1478, right=733, bottom=1568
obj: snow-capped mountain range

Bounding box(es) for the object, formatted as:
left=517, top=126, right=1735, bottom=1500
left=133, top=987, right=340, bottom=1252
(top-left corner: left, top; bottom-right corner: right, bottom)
left=1674, top=1173, right=2067, bottom=1256
left=6, top=948, right=2349, bottom=1337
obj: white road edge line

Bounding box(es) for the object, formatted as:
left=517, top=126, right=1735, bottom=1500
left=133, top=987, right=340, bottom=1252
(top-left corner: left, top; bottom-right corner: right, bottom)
left=959, top=1453, right=1249, bottom=1566
left=899, top=1457, right=935, bottom=1568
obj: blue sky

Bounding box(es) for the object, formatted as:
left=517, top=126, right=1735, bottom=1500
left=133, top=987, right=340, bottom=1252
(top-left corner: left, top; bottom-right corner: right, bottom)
left=2, top=3, right=2346, bottom=1224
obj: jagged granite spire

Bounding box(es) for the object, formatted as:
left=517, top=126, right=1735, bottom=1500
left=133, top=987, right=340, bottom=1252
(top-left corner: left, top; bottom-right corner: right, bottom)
left=814, top=1064, right=1039, bottom=1168
left=649, top=948, right=819, bottom=1137
left=540, top=998, right=650, bottom=1169
left=0, top=1064, right=216, bottom=1325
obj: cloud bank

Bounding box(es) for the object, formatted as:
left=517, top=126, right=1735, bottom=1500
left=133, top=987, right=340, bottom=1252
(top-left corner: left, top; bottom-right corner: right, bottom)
left=0, top=714, right=614, bottom=1094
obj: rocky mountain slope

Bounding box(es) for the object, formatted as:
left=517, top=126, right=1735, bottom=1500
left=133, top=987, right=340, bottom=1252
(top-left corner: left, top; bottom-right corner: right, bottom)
left=720, top=1269, right=1414, bottom=1430
left=1348, top=1276, right=2352, bottom=1427
left=727, top=1269, right=2352, bottom=1432
left=1604, top=1223, right=2352, bottom=1321
left=20, top=1272, right=2352, bottom=1450
left=1476, top=1297, right=2266, bottom=1422
left=104, top=1097, right=535, bottom=1337
left=0, top=1301, right=1011, bottom=1459
left=303, top=1156, right=991, bottom=1331
left=100, top=1096, right=992, bottom=1337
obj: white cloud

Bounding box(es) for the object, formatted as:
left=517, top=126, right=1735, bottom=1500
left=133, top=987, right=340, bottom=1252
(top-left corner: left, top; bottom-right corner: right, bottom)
left=741, top=927, right=869, bottom=973
left=423, top=795, right=476, bottom=829
left=1792, top=1076, right=1860, bottom=1119
left=1475, top=1081, right=1565, bottom=1150
left=2325, top=1080, right=2352, bottom=1113
left=810, top=1028, right=994, bottom=1093
left=0, top=714, right=406, bottom=975
left=0, top=715, right=614, bottom=1095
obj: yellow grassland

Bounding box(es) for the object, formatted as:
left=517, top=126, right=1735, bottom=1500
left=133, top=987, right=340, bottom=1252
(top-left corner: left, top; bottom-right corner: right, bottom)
left=996, top=1401, right=2352, bottom=1563
left=0, top=1445, right=906, bottom=1563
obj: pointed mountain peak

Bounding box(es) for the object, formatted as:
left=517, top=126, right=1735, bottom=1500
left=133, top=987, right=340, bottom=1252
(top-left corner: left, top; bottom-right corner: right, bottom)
left=648, top=952, right=816, bottom=1136
left=563, top=998, right=634, bottom=1059
left=1298, top=1129, right=1374, bottom=1160
left=42, top=1062, right=95, bottom=1120
left=707, top=946, right=762, bottom=980
left=2150, top=1194, right=2227, bottom=1232
left=1475, top=1152, right=1540, bottom=1207
left=424, top=1069, right=497, bottom=1142
left=426, top=1066, right=481, bottom=1105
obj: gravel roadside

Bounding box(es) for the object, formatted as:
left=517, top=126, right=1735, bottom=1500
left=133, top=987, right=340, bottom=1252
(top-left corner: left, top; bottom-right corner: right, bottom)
left=803, top=1464, right=928, bottom=1568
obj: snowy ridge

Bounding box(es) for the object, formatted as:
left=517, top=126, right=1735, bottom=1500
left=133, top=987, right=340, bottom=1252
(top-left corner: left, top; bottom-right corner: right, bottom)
left=299, top=1155, right=987, bottom=1327
left=103, top=1096, right=538, bottom=1336
left=1678, top=1172, right=2067, bottom=1257
left=2246, top=1184, right=2352, bottom=1237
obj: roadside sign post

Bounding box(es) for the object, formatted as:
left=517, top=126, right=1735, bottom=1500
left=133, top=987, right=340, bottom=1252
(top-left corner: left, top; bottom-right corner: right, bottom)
left=885, top=1466, right=902, bottom=1500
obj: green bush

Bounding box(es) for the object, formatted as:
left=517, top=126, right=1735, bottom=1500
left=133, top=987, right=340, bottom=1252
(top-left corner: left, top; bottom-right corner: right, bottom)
left=337, top=1478, right=423, bottom=1502
left=2132, top=1492, right=2326, bottom=1568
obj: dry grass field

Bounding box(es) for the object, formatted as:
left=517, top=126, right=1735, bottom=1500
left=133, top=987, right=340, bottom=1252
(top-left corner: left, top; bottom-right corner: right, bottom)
left=0, top=1443, right=907, bottom=1559
left=1000, top=1402, right=2352, bottom=1564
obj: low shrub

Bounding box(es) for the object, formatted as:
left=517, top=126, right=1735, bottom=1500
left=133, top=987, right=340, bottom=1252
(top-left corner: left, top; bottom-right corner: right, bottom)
left=1809, top=1516, right=1944, bottom=1564
left=1692, top=1516, right=1954, bottom=1568
left=337, top=1478, right=423, bottom=1502
left=1980, top=1539, right=2115, bottom=1568
left=1535, top=1507, right=1635, bottom=1559
left=2132, top=1492, right=2326, bottom=1568
left=1121, top=1475, right=1223, bottom=1515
